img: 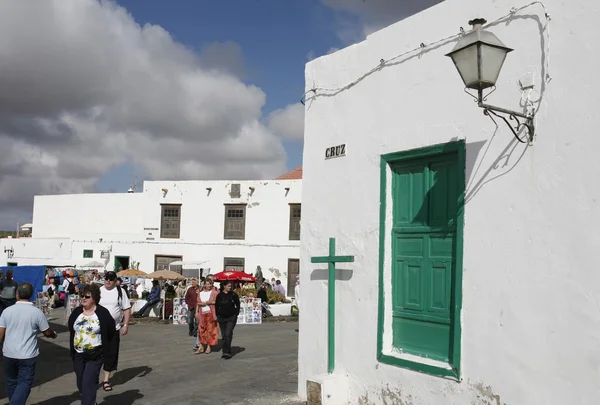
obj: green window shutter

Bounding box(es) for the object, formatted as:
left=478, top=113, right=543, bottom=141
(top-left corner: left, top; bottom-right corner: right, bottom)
left=390, top=152, right=460, bottom=363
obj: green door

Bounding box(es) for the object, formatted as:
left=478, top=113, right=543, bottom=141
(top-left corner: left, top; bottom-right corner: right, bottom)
left=391, top=153, right=460, bottom=362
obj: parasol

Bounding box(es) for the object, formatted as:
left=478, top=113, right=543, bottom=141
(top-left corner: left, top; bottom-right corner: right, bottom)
left=146, top=270, right=186, bottom=281
left=212, top=271, right=256, bottom=283
left=117, top=269, right=148, bottom=277
left=82, top=260, right=106, bottom=268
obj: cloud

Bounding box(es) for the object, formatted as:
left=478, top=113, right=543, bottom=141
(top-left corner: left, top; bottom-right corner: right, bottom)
left=321, top=0, right=445, bottom=43
left=0, top=0, right=290, bottom=229
left=267, top=103, right=305, bottom=141
left=199, top=41, right=246, bottom=79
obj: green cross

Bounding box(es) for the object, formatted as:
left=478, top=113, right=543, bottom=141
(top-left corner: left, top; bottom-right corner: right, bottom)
left=310, top=237, right=354, bottom=374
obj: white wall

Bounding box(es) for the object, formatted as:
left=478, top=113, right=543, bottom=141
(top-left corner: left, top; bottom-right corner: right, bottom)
left=299, top=0, right=600, bottom=404
left=32, top=193, right=145, bottom=238
left=141, top=179, right=301, bottom=246
left=0, top=237, right=72, bottom=266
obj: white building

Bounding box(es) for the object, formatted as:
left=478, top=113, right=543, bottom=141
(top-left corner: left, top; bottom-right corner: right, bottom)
left=298, top=0, right=599, bottom=404
left=1, top=167, right=302, bottom=296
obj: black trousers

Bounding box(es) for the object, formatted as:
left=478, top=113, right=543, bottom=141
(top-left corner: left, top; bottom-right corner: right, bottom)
left=73, top=351, right=103, bottom=405
left=103, top=333, right=120, bottom=372
left=188, top=308, right=197, bottom=335
left=218, top=315, right=237, bottom=354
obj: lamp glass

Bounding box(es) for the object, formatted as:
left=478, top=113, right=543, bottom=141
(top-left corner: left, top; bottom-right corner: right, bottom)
left=480, top=44, right=509, bottom=86
left=450, top=44, right=479, bottom=89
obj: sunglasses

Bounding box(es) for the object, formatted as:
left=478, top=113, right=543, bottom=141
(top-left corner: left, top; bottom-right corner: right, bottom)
left=105, top=277, right=116, bottom=281
left=82, top=295, right=92, bottom=299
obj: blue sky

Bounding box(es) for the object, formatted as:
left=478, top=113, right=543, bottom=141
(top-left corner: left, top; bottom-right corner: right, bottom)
left=95, top=0, right=347, bottom=192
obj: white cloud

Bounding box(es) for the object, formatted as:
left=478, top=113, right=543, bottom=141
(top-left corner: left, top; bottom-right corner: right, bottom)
left=268, top=103, right=305, bottom=141
left=0, top=0, right=292, bottom=228
left=321, top=0, right=445, bottom=44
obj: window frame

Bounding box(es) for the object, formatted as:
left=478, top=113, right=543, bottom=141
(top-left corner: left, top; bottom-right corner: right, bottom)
left=83, top=249, right=93, bottom=259
left=377, top=140, right=465, bottom=380
left=288, top=203, right=301, bottom=241
left=223, top=204, right=246, bottom=240
left=287, top=258, right=299, bottom=296
left=154, top=255, right=183, bottom=272
left=160, top=204, right=182, bottom=239
left=223, top=257, right=245, bottom=272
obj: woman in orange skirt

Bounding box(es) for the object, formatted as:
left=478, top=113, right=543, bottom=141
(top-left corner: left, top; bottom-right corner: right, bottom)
left=195, top=279, right=219, bottom=354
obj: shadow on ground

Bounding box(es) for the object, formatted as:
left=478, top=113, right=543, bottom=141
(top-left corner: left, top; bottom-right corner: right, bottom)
left=0, top=336, right=72, bottom=401
left=230, top=346, right=245, bottom=358
left=102, top=389, right=144, bottom=405
left=29, top=367, right=152, bottom=405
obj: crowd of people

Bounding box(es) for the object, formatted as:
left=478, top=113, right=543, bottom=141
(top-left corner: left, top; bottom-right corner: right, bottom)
left=0, top=266, right=303, bottom=405
left=0, top=270, right=246, bottom=405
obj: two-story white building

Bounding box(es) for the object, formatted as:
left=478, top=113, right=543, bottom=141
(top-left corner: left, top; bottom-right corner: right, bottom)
left=0, top=167, right=302, bottom=296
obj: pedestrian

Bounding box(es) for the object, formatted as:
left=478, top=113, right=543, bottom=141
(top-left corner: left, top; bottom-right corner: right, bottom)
left=99, top=271, right=131, bottom=392
left=215, top=280, right=240, bottom=359
left=0, top=282, right=58, bottom=405
left=194, top=278, right=218, bottom=354
left=133, top=280, right=161, bottom=317
left=0, top=269, right=19, bottom=316
left=254, top=265, right=263, bottom=290
left=68, top=283, right=116, bottom=405
left=185, top=278, right=199, bottom=338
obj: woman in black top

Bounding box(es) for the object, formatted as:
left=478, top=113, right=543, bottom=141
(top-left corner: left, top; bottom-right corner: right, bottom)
left=214, top=280, right=240, bottom=359
left=68, top=283, right=116, bottom=405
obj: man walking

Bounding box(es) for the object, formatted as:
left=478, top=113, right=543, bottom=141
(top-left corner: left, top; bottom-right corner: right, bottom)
left=0, top=270, right=19, bottom=316
left=0, top=283, right=58, bottom=405
left=184, top=278, right=199, bottom=337
left=99, top=271, right=131, bottom=392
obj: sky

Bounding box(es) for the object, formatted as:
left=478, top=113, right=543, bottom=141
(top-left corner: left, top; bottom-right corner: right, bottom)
left=0, top=0, right=443, bottom=230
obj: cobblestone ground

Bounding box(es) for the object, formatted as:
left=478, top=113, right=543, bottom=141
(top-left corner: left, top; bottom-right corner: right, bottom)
left=0, top=312, right=304, bottom=405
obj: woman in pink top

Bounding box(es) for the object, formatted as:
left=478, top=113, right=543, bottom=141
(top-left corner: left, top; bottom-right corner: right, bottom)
left=195, top=279, right=219, bottom=354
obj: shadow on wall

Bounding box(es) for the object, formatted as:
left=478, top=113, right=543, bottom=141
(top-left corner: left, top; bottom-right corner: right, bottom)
left=465, top=131, right=528, bottom=205
left=310, top=268, right=354, bottom=282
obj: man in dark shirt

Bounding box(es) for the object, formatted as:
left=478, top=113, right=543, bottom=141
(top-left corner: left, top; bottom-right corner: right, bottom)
left=184, top=279, right=199, bottom=337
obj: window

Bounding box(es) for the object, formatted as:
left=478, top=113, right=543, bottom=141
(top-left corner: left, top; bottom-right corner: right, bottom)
left=230, top=183, right=241, bottom=198
left=83, top=249, right=93, bottom=258
left=289, top=204, right=301, bottom=240
left=224, top=204, right=246, bottom=240
left=224, top=257, right=245, bottom=272
left=161, top=204, right=181, bottom=239
left=378, top=141, right=465, bottom=380
left=287, top=259, right=299, bottom=296
left=6, top=262, right=17, bottom=267
left=155, top=255, right=183, bottom=273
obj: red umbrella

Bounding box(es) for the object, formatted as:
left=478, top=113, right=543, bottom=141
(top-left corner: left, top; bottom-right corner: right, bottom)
left=212, top=271, right=256, bottom=283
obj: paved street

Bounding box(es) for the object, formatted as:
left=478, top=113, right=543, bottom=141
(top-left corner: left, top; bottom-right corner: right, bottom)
left=0, top=316, right=303, bottom=405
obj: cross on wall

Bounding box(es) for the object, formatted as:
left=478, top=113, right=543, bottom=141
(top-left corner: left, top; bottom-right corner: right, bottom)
left=310, top=237, right=354, bottom=374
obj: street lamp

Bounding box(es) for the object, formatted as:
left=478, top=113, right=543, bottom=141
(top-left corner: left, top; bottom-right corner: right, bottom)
left=446, top=18, right=535, bottom=143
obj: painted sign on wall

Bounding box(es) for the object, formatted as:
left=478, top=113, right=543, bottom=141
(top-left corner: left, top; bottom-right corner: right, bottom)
left=325, top=144, right=346, bottom=160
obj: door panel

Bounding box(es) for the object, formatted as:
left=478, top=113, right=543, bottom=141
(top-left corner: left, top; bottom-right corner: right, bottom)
left=391, top=152, right=460, bottom=362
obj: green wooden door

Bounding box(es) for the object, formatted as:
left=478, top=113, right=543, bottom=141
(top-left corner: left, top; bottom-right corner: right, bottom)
left=391, top=153, right=460, bottom=362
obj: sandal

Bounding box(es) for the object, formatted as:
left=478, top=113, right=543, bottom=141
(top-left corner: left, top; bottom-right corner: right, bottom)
left=102, top=381, right=113, bottom=391
left=194, top=347, right=205, bottom=355
left=205, top=346, right=211, bottom=354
